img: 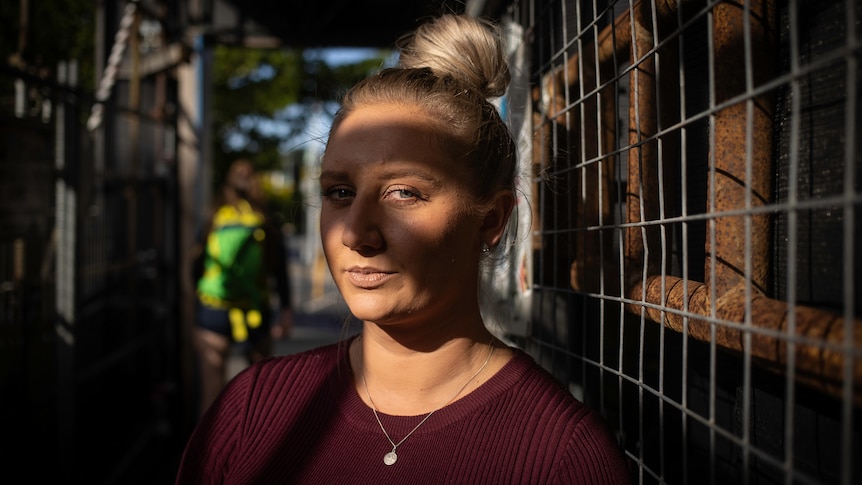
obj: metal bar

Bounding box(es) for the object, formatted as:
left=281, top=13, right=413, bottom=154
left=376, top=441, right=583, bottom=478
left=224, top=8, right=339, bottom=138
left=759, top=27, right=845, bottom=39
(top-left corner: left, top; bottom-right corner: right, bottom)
left=625, top=0, right=662, bottom=285
left=708, top=0, right=775, bottom=296
left=540, top=0, right=687, bottom=124
left=629, top=274, right=862, bottom=402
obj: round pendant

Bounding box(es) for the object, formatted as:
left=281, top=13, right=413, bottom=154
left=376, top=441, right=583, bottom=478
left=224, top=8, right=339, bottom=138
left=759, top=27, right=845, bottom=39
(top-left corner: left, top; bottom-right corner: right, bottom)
left=383, top=451, right=398, bottom=465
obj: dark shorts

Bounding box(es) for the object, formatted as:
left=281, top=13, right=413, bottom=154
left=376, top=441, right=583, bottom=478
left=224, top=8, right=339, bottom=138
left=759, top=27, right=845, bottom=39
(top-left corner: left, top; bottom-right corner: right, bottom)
left=196, top=301, right=271, bottom=344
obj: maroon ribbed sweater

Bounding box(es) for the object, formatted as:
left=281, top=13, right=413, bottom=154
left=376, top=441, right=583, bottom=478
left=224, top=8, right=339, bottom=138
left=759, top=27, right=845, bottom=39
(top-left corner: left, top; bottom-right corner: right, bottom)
left=176, top=339, right=631, bottom=484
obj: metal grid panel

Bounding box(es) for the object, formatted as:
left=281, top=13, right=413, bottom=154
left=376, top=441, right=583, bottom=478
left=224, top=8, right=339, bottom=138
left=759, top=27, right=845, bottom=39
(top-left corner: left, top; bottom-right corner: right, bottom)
left=506, top=0, right=862, bottom=482
left=0, top=2, right=182, bottom=480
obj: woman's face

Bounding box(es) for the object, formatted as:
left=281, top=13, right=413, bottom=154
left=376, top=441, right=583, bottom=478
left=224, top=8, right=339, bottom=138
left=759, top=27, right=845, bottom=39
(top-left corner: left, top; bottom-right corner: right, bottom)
left=319, top=104, right=484, bottom=327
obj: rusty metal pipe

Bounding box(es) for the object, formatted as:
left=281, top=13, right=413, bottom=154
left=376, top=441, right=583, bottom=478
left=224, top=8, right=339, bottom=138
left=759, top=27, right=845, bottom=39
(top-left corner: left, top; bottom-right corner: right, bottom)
left=625, top=1, right=663, bottom=282
left=532, top=0, right=859, bottom=400
left=708, top=0, right=776, bottom=295
left=629, top=275, right=862, bottom=402
left=623, top=0, right=862, bottom=401
left=540, top=0, right=693, bottom=124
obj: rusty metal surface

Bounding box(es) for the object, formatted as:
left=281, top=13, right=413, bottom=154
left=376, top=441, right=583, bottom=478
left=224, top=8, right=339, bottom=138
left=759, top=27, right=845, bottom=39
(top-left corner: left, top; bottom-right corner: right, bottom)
left=707, top=0, right=777, bottom=295
left=625, top=0, right=662, bottom=282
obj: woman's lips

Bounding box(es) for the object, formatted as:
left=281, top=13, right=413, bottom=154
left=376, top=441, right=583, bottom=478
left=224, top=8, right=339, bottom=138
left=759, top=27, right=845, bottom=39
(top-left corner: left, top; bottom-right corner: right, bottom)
left=345, top=267, right=394, bottom=289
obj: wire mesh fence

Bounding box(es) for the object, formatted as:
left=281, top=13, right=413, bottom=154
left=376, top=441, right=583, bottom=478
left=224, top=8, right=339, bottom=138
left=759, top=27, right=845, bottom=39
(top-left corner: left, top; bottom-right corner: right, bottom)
left=501, top=0, right=861, bottom=482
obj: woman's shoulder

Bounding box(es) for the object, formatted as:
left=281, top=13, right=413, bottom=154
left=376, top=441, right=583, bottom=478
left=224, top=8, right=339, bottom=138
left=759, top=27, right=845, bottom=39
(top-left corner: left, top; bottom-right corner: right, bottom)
left=497, top=347, right=632, bottom=482
left=497, top=347, right=604, bottom=422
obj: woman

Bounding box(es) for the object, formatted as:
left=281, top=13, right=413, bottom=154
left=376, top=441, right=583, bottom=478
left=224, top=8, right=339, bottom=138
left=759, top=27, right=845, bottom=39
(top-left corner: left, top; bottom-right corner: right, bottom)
left=176, top=14, right=630, bottom=484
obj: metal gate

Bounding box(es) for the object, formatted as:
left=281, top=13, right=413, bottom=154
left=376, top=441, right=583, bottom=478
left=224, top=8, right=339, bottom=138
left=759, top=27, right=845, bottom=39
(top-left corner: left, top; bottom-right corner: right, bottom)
left=0, top=2, right=183, bottom=482
left=499, top=0, right=862, bottom=482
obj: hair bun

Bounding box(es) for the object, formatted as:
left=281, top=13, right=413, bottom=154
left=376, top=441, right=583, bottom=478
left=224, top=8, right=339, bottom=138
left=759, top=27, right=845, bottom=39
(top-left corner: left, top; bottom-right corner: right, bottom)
left=397, top=14, right=510, bottom=99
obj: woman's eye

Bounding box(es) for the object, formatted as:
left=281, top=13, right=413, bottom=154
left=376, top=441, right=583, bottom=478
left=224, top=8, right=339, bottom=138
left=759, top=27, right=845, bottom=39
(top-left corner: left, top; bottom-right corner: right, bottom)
left=384, top=186, right=425, bottom=202
left=393, top=189, right=416, bottom=199
left=322, top=187, right=354, bottom=200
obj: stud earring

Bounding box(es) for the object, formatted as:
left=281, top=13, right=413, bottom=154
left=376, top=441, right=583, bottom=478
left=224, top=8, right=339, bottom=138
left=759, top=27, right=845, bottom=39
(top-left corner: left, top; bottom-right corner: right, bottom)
left=481, top=244, right=491, bottom=253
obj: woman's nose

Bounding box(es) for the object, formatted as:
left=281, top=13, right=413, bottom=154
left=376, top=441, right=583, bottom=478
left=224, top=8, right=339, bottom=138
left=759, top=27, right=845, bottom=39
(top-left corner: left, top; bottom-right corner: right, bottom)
left=340, top=197, right=385, bottom=252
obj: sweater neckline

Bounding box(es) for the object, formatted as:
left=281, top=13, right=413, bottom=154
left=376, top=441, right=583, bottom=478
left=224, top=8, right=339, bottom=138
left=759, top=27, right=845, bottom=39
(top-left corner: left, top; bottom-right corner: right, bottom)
left=336, top=336, right=532, bottom=436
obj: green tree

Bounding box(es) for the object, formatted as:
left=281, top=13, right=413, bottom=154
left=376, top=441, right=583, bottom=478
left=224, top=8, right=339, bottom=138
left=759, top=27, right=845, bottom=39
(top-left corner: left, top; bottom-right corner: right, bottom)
left=211, top=46, right=388, bottom=187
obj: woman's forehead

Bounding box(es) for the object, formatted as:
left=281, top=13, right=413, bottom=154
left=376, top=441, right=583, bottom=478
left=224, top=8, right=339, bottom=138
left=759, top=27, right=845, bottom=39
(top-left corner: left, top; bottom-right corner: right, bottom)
left=330, top=104, right=442, bottom=140
left=325, top=107, right=460, bottom=165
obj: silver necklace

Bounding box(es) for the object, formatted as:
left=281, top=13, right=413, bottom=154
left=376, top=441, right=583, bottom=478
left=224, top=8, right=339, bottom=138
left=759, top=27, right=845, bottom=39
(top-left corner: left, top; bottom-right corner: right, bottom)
left=360, top=341, right=495, bottom=466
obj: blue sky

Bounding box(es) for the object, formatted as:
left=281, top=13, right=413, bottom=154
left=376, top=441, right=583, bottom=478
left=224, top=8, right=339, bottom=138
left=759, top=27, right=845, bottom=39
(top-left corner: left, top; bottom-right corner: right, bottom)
left=316, top=47, right=392, bottom=66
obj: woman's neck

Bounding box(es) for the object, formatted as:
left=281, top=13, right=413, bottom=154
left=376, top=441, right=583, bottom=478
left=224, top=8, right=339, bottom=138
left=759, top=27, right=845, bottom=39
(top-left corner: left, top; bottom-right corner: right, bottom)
left=350, top=327, right=509, bottom=415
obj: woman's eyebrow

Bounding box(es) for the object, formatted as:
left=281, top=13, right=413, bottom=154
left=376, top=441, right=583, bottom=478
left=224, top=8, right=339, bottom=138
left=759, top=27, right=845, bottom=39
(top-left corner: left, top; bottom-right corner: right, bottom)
left=377, top=167, right=444, bottom=188
left=318, top=170, right=349, bottom=182
left=320, top=166, right=445, bottom=188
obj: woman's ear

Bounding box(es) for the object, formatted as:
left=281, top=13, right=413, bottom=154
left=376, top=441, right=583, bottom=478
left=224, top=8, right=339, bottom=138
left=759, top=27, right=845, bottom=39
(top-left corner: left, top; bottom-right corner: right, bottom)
left=479, top=190, right=516, bottom=248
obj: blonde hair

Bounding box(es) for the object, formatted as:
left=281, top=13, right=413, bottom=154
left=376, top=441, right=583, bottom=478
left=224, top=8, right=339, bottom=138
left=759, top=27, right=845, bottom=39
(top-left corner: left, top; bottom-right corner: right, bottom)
left=328, top=14, right=517, bottom=201
left=397, top=14, right=510, bottom=99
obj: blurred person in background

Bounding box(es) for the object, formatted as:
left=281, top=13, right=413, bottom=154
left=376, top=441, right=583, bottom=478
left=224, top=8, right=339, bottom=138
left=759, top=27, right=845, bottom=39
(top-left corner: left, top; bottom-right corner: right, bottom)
left=191, top=158, right=293, bottom=419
